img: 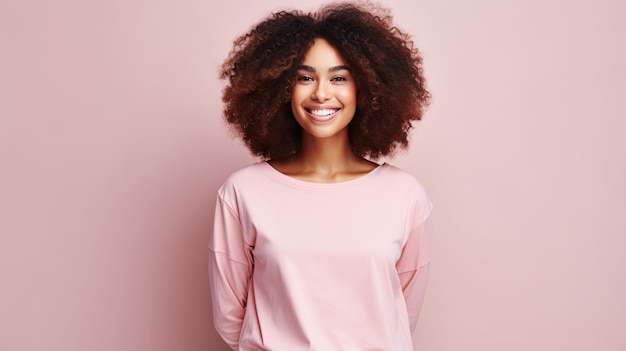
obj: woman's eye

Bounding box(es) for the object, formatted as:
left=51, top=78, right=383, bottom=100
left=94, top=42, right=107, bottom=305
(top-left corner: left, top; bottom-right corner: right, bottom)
left=331, top=76, right=347, bottom=82
left=297, top=75, right=314, bottom=81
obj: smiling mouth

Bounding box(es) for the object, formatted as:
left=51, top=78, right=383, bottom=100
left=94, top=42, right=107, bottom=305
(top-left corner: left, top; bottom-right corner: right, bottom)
left=305, top=108, right=340, bottom=117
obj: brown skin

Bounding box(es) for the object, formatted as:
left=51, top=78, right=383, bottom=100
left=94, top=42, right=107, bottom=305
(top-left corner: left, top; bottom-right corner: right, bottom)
left=269, top=156, right=378, bottom=183
left=221, top=2, right=430, bottom=178
left=270, top=38, right=376, bottom=183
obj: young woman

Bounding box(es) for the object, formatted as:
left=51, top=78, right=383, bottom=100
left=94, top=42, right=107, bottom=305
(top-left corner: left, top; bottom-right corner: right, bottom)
left=209, top=3, right=432, bottom=350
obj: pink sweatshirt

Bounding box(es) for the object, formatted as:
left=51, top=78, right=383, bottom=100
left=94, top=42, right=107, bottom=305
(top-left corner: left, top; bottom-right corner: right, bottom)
left=209, top=162, right=432, bottom=351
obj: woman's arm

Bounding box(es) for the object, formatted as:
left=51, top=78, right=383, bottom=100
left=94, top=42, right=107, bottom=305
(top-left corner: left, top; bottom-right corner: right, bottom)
left=208, top=195, right=253, bottom=349
left=396, top=212, right=433, bottom=332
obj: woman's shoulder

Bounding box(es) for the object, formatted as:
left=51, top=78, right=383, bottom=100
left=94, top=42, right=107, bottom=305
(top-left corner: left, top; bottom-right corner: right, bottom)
left=377, top=163, right=426, bottom=189
left=225, top=161, right=267, bottom=180
left=379, top=164, right=432, bottom=217
left=216, top=162, right=288, bottom=210
left=217, top=162, right=269, bottom=194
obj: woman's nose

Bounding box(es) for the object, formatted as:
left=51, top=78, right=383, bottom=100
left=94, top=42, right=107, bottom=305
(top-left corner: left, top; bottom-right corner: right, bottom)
left=312, top=82, right=331, bottom=102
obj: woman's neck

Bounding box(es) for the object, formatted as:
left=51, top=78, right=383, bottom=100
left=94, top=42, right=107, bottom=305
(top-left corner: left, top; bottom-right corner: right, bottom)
left=269, top=132, right=378, bottom=183
left=297, top=133, right=357, bottom=172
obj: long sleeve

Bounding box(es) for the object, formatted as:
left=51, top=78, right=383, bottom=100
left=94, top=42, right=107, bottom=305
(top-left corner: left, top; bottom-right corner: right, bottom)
left=208, top=195, right=254, bottom=350
left=396, top=211, right=433, bottom=332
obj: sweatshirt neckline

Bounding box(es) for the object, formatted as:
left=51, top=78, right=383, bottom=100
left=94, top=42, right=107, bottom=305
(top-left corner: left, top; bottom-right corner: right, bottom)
left=260, top=161, right=389, bottom=190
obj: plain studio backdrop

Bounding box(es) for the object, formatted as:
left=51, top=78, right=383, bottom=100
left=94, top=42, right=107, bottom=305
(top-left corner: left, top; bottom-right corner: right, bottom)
left=1, top=0, right=624, bottom=350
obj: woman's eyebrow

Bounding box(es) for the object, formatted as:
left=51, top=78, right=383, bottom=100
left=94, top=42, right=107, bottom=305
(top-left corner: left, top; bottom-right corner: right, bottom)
left=297, top=65, right=351, bottom=73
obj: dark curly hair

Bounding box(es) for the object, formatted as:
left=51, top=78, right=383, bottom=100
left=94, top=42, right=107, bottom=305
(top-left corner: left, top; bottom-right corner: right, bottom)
left=220, top=1, right=430, bottom=160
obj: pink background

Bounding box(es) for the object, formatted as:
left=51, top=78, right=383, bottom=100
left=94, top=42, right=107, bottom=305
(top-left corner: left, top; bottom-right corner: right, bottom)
left=1, top=0, right=625, bottom=350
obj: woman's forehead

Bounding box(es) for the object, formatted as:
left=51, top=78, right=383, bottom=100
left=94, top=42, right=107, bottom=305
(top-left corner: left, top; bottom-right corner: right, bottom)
left=300, top=38, right=349, bottom=69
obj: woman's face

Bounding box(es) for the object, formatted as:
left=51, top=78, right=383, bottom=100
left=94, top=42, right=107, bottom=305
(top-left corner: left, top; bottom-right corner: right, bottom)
left=291, top=38, right=357, bottom=141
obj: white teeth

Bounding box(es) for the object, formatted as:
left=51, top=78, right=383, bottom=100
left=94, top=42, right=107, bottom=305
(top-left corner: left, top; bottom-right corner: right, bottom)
left=308, top=108, right=338, bottom=116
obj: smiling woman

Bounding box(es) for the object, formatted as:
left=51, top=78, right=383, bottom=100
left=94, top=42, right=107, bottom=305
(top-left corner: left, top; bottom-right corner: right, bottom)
left=290, top=38, right=357, bottom=141
left=209, top=2, right=433, bottom=350
left=219, top=2, right=429, bottom=161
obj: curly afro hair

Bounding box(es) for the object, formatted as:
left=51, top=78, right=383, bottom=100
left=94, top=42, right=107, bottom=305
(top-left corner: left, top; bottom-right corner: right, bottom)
left=220, top=1, right=430, bottom=160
